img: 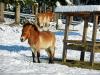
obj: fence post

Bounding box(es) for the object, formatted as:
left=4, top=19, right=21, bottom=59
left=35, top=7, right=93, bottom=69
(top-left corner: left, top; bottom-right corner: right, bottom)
left=62, top=16, right=70, bottom=63
left=90, top=14, right=98, bottom=66
left=80, top=16, right=88, bottom=61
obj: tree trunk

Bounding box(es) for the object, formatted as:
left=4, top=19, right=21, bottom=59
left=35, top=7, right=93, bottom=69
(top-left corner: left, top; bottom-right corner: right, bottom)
left=35, top=3, right=38, bottom=15
left=15, top=2, right=20, bottom=25
left=0, top=2, right=5, bottom=23
left=32, top=4, right=35, bottom=15
left=32, top=3, right=38, bottom=15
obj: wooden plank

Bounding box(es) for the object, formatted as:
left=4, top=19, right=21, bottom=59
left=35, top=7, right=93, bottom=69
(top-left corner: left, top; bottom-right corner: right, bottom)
left=62, top=16, right=70, bottom=63
left=63, top=40, right=82, bottom=44
left=65, top=44, right=100, bottom=52
left=90, top=14, right=98, bottom=66
left=94, top=47, right=100, bottom=52
left=64, top=12, right=90, bottom=17
left=95, top=42, right=100, bottom=46
left=64, top=40, right=100, bottom=47
left=87, top=41, right=100, bottom=46
left=80, top=16, right=89, bottom=61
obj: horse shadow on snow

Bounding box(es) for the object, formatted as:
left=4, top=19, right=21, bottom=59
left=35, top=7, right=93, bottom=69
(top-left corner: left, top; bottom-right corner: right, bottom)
left=0, top=45, right=31, bottom=52
left=0, top=45, right=62, bottom=62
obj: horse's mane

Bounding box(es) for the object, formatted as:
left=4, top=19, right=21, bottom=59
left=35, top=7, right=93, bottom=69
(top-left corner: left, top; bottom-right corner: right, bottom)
left=23, top=23, right=39, bottom=32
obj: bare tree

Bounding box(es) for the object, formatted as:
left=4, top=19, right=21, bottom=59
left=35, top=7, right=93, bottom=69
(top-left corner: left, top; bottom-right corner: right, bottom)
left=15, top=1, right=20, bottom=24
left=0, top=2, right=5, bottom=23
left=65, top=0, right=73, bottom=5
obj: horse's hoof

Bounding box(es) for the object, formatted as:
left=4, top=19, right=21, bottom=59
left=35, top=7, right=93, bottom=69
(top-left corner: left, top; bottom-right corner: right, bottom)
left=33, top=60, right=36, bottom=63
left=38, top=61, right=41, bottom=63
left=49, top=61, right=54, bottom=64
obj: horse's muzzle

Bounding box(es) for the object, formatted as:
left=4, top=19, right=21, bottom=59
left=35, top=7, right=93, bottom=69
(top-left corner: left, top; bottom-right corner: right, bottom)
left=20, top=37, right=25, bottom=42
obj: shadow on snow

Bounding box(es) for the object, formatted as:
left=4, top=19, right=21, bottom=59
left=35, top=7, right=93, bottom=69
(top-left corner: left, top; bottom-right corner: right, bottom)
left=55, top=31, right=81, bottom=36
left=0, top=45, right=31, bottom=52
left=0, top=31, right=81, bottom=52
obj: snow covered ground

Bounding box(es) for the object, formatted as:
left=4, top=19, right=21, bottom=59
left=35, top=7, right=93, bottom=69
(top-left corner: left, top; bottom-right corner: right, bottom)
left=0, top=18, right=100, bottom=75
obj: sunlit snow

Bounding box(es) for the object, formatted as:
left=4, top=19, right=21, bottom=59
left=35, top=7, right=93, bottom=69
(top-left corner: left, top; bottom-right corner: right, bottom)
left=0, top=18, right=100, bottom=75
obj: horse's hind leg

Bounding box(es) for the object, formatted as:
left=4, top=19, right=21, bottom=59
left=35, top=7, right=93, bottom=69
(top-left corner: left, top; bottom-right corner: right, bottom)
left=46, top=48, right=55, bottom=63
left=50, top=46, right=55, bottom=63
left=37, top=51, right=40, bottom=63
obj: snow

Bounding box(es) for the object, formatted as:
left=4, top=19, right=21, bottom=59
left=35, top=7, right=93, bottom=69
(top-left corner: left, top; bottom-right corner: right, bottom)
left=56, top=1, right=61, bottom=6
left=65, top=0, right=73, bottom=5
left=0, top=18, right=100, bottom=74
left=55, top=5, right=100, bottom=13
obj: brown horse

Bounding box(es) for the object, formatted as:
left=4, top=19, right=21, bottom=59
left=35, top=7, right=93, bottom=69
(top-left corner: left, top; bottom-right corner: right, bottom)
left=20, top=23, right=56, bottom=63
left=37, top=11, right=55, bottom=31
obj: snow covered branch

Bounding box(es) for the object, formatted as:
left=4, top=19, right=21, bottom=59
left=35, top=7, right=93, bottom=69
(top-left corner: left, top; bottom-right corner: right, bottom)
left=56, top=1, right=61, bottom=6
left=65, top=0, right=73, bottom=5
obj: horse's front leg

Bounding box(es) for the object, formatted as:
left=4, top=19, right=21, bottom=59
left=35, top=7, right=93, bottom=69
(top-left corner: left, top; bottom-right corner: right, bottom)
left=31, top=47, right=37, bottom=63
left=32, top=52, right=36, bottom=63
left=32, top=49, right=40, bottom=63
left=30, top=44, right=40, bottom=63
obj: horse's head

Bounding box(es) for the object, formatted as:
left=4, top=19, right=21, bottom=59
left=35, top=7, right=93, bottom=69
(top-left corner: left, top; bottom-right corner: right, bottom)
left=20, top=23, right=39, bottom=42
left=20, top=23, right=32, bottom=42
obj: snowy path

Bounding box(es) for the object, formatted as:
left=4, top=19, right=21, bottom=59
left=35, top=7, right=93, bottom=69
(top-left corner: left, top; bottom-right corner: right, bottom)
left=0, top=52, right=100, bottom=75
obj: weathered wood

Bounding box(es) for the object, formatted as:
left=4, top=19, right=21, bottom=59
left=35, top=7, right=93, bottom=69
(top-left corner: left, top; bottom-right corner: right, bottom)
left=62, top=16, right=70, bottom=63
left=67, top=44, right=91, bottom=52
left=94, top=47, right=100, bottom=52
left=64, top=42, right=100, bottom=52
left=95, top=42, right=100, bottom=46
left=64, top=12, right=90, bottom=17
left=63, top=40, right=82, bottom=44
left=90, top=14, right=98, bottom=66
left=87, top=41, right=100, bottom=46
left=55, top=6, right=100, bottom=66
left=63, top=40, right=100, bottom=45
left=80, top=16, right=88, bottom=61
